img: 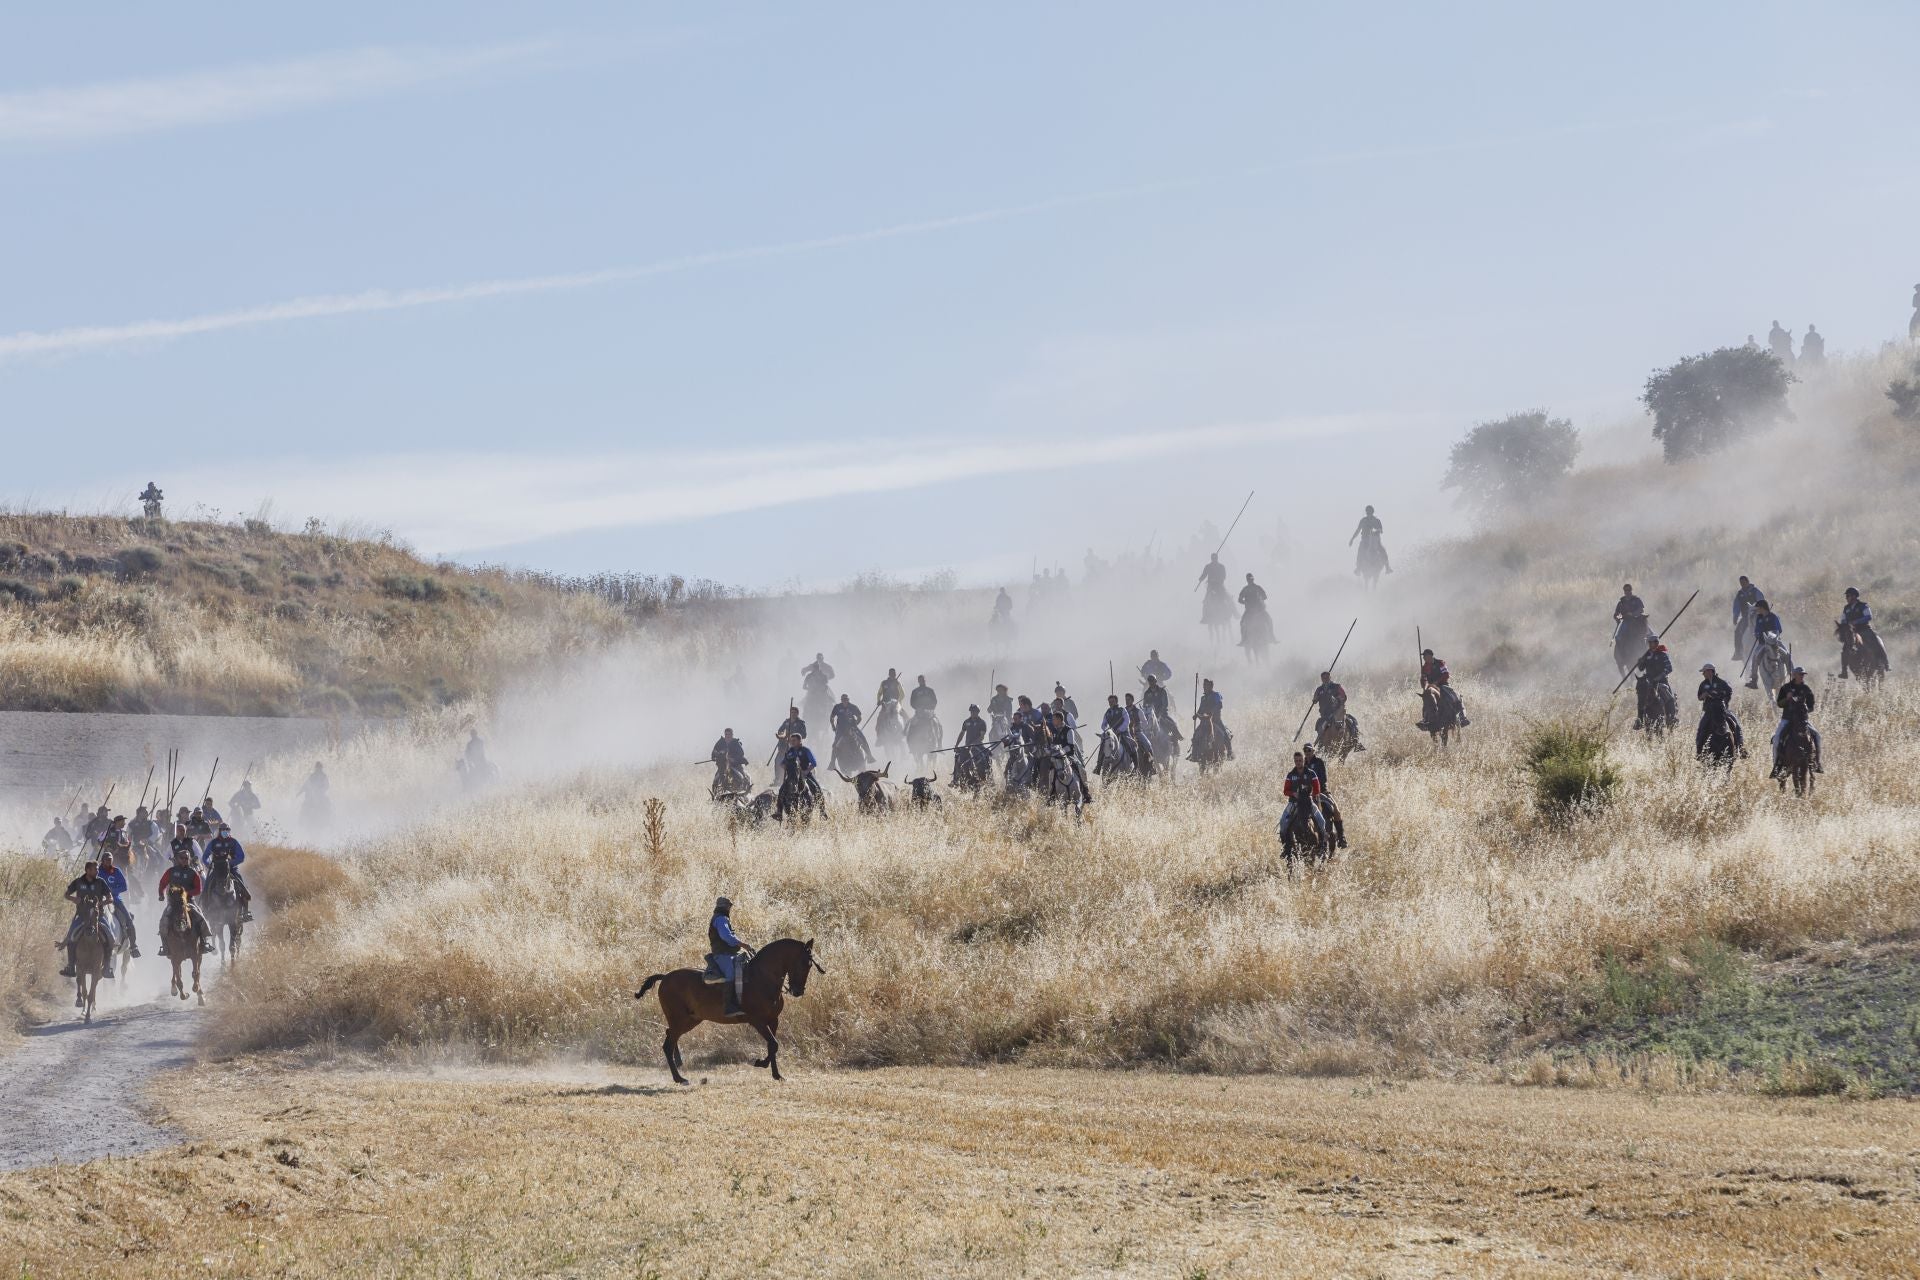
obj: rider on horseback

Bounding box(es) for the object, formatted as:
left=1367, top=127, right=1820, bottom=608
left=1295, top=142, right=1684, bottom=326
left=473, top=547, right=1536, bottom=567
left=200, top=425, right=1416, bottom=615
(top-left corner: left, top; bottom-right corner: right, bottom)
left=876, top=668, right=905, bottom=708
left=1197, top=554, right=1228, bottom=596
left=56, top=861, right=117, bottom=978
left=1097, top=695, right=1139, bottom=774
left=97, top=849, right=140, bottom=959
left=829, top=695, right=876, bottom=765
left=1139, top=650, right=1172, bottom=687
left=802, top=653, right=835, bottom=690
left=987, top=685, right=1014, bottom=736
left=204, top=824, right=255, bottom=922
left=951, top=704, right=990, bottom=785
left=1192, top=679, right=1235, bottom=760
left=1300, top=744, right=1348, bottom=848
left=1049, top=709, right=1094, bottom=801
left=1837, top=588, right=1891, bottom=677
left=711, top=728, right=750, bottom=790
left=775, top=705, right=808, bottom=746
left=1349, top=506, right=1392, bottom=574
left=1418, top=651, right=1469, bottom=730
left=1732, top=576, right=1764, bottom=659
left=159, top=845, right=216, bottom=954
left=1313, top=672, right=1364, bottom=750
left=1744, top=601, right=1784, bottom=688
left=1614, top=584, right=1646, bottom=627
left=1280, top=752, right=1329, bottom=844
left=773, top=733, right=823, bottom=819
left=1632, top=635, right=1675, bottom=730
left=705, top=897, right=753, bottom=1017
left=1771, top=668, right=1823, bottom=776
left=1694, top=663, right=1746, bottom=756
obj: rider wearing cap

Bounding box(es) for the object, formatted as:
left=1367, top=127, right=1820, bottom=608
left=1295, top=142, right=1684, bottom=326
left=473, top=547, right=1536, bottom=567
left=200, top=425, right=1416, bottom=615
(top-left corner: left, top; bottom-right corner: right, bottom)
left=202, top=823, right=255, bottom=922
left=1632, top=634, right=1675, bottom=729
left=706, top=896, right=753, bottom=1016
left=1838, top=588, right=1891, bottom=676
left=1771, top=667, right=1823, bottom=775
left=1694, top=662, right=1745, bottom=755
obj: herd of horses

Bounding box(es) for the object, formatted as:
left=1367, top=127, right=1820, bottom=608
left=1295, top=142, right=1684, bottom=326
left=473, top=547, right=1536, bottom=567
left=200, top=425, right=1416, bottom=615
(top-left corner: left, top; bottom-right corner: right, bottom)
left=60, top=848, right=245, bottom=1021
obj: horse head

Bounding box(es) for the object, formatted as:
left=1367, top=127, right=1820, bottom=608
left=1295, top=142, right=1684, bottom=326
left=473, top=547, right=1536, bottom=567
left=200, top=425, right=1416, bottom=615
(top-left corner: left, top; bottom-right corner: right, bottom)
left=772, top=938, right=823, bottom=996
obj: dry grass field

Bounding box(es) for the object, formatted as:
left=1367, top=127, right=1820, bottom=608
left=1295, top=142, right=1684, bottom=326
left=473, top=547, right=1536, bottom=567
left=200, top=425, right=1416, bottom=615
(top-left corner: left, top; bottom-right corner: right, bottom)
left=4, top=1060, right=1918, bottom=1278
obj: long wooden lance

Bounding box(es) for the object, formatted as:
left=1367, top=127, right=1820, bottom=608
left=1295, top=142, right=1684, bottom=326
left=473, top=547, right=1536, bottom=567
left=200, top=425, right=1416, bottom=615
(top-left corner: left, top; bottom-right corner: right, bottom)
left=1610, top=589, right=1700, bottom=697
left=1194, top=491, right=1255, bottom=590
left=1294, top=618, right=1360, bottom=742
left=202, top=756, right=220, bottom=806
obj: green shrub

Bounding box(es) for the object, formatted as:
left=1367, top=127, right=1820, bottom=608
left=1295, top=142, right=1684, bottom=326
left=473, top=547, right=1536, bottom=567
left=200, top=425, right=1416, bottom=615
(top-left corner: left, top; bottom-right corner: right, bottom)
left=1521, top=719, right=1619, bottom=817
left=116, top=546, right=165, bottom=578
left=380, top=574, right=450, bottom=602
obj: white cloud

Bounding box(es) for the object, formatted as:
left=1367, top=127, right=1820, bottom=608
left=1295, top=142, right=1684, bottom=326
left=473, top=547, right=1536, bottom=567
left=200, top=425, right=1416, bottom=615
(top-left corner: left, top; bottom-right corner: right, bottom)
left=177, top=415, right=1422, bottom=555
left=0, top=38, right=565, bottom=145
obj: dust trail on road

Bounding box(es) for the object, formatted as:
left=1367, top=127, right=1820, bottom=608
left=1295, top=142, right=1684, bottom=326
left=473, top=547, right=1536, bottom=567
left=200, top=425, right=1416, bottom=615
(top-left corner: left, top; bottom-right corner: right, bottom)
left=0, top=1001, right=201, bottom=1171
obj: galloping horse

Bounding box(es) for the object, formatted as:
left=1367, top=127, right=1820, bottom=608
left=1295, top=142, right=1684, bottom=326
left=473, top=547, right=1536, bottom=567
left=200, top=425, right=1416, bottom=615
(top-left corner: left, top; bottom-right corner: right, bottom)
left=1278, top=801, right=1331, bottom=872
left=1747, top=633, right=1791, bottom=699
left=1836, top=621, right=1889, bottom=684
left=1240, top=603, right=1275, bottom=665
left=1695, top=700, right=1739, bottom=772
left=1314, top=715, right=1356, bottom=761
left=905, top=710, right=942, bottom=774
left=636, top=938, right=824, bottom=1084
left=1189, top=714, right=1228, bottom=773
left=159, top=885, right=204, bottom=1005
left=1419, top=685, right=1468, bottom=748
left=70, top=897, right=111, bottom=1022
left=1201, top=586, right=1234, bottom=645
left=1777, top=721, right=1817, bottom=796
left=202, top=849, right=244, bottom=969
left=1613, top=615, right=1652, bottom=677
left=1355, top=537, right=1388, bottom=591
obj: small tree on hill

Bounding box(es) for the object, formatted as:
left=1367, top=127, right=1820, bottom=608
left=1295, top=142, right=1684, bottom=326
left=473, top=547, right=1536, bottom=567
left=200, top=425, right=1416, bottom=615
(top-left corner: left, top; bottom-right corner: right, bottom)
left=1441, top=411, right=1580, bottom=514
left=1641, top=347, right=1793, bottom=462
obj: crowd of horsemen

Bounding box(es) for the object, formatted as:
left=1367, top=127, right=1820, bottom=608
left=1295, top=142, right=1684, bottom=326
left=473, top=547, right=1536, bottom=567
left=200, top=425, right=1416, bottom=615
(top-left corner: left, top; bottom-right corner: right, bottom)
left=33, top=498, right=1896, bottom=1018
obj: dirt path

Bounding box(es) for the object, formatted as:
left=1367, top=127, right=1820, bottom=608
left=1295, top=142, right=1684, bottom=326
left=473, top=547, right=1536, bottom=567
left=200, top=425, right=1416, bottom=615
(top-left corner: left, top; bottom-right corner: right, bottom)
left=0, top=1000, right=202, bottom=1173
left=4, top=1061, right=1917, bottom=1276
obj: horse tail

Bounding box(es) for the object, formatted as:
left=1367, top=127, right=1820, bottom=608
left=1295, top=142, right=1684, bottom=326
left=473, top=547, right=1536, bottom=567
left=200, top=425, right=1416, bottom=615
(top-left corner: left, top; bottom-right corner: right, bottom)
left=635, top=974, right=667, bottom=1000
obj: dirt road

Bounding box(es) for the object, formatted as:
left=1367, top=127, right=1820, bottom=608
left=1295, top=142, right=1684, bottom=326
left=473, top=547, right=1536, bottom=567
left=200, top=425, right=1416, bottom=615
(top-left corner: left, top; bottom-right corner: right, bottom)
left=4, top=1061, right=1917, bottom=1277
left=0, top=1000, right=201, bottom=1173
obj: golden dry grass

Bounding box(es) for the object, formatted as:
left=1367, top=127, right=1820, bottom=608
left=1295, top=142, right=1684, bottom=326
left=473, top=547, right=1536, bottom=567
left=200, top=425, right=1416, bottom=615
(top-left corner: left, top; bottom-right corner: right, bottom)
left=0, top=854, right=67, bottom=1037
left=2, top=1060, right=1916, bottom=1277
left=0, top=513, right=628, bottom=715
left=205, top=670, right=1920, bottom=1083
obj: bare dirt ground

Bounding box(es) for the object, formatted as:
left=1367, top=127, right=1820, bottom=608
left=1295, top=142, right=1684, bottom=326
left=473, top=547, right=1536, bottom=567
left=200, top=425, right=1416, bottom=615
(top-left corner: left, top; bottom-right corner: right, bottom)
left=3, top=1060, right=1916, bottom=1278
left=0, top=1001, right=201, bottom=1174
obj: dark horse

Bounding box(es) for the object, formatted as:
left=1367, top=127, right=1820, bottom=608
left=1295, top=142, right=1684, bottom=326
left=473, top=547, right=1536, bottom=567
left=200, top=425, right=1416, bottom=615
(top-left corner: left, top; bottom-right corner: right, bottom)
left=1613, top=615, right=1652, bottom=677
left=203, top=849, right=244, bottom=969
left=1836, top=621, right=1889, bottom=684
left=1189, top=714, right=1228, bottom=773
left=1776, top=720, right=1817, bottom=796
left=635, top=938, right=824, bottom=1084
left=1695, top=700, right=1738, bottom=772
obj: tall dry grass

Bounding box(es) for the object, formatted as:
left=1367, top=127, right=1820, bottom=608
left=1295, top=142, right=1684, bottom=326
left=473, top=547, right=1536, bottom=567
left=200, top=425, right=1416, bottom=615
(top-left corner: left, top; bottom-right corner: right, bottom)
left=207, top=674, right=1920, bottom=1074
left=0, top=854, right=70, bottom=1035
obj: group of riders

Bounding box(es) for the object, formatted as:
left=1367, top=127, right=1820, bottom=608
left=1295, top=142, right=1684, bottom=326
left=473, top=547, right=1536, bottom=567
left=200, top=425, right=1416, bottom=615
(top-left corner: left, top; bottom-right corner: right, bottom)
left=1615, top=580, right=1890, bottom=780
left=52, top=804, right=254, bottom=999
left=710, top=652, right=1269, bottom=819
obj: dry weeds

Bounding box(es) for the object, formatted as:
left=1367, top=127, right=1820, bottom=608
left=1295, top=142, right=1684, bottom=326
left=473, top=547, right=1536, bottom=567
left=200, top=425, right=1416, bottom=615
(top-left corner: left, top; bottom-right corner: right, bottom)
left=2, top=1060, right=1915, bottom=1277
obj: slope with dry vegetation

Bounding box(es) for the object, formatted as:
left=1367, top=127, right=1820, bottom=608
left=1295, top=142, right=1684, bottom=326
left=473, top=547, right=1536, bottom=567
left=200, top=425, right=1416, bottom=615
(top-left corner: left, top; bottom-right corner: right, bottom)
left=0, top=514, right=671, bottom=715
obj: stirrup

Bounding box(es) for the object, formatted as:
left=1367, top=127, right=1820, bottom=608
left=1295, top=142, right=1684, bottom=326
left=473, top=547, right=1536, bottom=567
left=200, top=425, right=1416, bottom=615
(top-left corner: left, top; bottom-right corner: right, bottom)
left=59, top=966, right=75, bottom=977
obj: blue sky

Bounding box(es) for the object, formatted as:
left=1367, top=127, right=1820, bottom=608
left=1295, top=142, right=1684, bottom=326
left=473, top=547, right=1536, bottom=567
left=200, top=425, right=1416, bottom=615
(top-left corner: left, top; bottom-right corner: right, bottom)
left=2, top=3, right=1914, bottom=588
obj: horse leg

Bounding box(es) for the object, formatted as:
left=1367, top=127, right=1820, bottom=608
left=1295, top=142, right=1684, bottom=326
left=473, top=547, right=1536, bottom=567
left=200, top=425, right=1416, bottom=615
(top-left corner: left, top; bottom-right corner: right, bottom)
left=752, top=1019, right=782, bottom=1080
left=663, top=1029, right=689, bottom=1085
left=193, top=956, right=204, bottom=1005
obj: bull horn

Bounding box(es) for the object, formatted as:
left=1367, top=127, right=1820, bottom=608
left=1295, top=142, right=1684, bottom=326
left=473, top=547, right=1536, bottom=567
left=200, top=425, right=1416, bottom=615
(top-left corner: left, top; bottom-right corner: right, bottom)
left=881, top=762, right=891, bottom=777
left=833, top=768, right=852, bottom=783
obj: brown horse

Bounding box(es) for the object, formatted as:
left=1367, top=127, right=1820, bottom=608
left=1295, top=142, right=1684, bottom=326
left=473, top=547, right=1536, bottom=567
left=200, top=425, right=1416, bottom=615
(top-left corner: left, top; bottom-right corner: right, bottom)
left=159, top=886, right=204, bottom=1005
left=634, top=938, right=823, bottom=1085
left=70, top=898, right=111, bottom=1023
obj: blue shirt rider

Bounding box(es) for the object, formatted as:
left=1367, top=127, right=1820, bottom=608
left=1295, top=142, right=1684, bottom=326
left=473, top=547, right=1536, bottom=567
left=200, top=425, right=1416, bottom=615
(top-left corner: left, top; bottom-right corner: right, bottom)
left=1194, top=679, right=1234, bottom=759
left=97, top=851, right=141, bottom=960
left=203, top=825, right=255, bottom=921
left=775, top=735, right=821, bottom=818
left=706, top=896, right=752, bottom=1014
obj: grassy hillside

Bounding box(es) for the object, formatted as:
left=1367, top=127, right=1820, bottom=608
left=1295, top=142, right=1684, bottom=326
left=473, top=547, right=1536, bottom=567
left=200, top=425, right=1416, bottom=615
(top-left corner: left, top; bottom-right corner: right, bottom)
left=0, top=514, right=644, bottom=715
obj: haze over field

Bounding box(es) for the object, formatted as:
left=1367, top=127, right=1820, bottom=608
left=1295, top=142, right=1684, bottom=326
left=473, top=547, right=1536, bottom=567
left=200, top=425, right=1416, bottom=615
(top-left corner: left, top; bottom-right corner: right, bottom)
left=3, top=3, right=1918, bottom=589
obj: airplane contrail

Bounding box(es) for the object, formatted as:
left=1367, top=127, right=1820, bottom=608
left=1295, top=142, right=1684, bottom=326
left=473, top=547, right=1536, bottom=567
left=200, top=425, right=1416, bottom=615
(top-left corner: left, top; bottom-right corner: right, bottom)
left=0, top=177, right=1209, bottom=362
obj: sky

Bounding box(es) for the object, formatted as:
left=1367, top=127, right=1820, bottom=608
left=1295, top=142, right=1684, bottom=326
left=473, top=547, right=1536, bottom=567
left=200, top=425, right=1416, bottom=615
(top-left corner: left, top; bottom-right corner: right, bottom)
left=1, top=2, right=1915, bottom=590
